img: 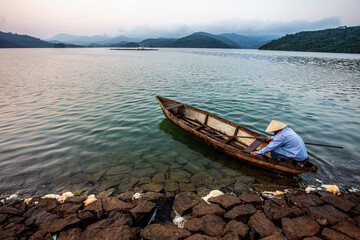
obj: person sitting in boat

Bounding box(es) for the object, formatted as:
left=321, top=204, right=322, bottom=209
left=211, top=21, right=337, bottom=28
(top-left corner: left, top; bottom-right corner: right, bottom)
left=250, top=120, right=308, bottom=162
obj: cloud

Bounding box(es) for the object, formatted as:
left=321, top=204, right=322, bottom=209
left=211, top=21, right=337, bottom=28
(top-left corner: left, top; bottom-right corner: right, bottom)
left=118, top=17, right=341, bottom=38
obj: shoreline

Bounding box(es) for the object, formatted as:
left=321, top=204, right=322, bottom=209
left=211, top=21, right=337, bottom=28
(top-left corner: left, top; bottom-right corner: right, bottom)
left=1, top=187, right=360, bottom=239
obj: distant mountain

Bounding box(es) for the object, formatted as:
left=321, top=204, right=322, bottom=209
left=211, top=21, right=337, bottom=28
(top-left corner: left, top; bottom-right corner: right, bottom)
left=0, top=31, right=54, bottom=48
left=110, top=42, right=140, bottom=47
left=163, top=33, right=236, bottom=48
left=259, top=26, right=360, bottom=53
left=47, top=33, right=141, bottom=46
left=196, top=32, right=240, bottom=48
left=139, top=38, right=177, bottom=47
left=220, top=33, right=278, bottom=49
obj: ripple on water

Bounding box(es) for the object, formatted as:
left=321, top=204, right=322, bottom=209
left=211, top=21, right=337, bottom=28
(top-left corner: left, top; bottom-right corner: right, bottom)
left=0, top=48, right=359, bottom=197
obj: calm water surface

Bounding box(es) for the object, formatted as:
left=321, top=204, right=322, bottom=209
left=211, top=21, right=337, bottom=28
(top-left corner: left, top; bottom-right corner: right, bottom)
left=0, top=48, right=359, bottom=197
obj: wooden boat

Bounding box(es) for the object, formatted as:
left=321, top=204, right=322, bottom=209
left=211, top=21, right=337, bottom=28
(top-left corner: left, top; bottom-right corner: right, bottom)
left=156, top=96, right=318, bottom=175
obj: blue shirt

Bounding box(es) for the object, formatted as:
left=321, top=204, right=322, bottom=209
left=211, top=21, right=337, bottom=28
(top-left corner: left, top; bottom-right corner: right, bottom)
left=254, top=127, right=308, bottom=161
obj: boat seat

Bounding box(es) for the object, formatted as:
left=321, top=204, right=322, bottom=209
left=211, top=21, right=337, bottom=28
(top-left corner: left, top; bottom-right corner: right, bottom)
left=166, top=103, right=184, bottom=110
left=244, top=139, right=263, bottom=153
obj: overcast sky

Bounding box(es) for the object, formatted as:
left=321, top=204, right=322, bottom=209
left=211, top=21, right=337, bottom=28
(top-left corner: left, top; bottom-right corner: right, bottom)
left=0, top=0, right=359, bottom=39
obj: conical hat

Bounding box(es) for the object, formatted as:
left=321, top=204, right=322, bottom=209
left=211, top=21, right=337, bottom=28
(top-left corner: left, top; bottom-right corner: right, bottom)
left=265, top=120, right=287, bottom=132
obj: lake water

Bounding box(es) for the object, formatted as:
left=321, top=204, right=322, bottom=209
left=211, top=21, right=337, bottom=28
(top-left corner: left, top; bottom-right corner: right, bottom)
left=0, top=48, right=359, bottom=198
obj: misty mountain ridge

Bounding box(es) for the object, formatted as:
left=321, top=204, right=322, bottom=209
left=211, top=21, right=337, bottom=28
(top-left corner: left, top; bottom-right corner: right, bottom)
left=48, top=32, right=278, bottom=48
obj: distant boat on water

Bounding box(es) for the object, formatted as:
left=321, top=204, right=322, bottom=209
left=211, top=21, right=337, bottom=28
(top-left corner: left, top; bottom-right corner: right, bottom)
left=110, top=46, right=159, bottom=51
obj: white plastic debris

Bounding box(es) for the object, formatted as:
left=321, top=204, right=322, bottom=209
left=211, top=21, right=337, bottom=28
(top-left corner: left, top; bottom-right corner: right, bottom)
left=305, top=186, right=317, bottom=194
left=348, top=187, right=359, bottom=193
left=173, top=210, right=186, bottom=228
left=321, top=184, right=340, bottom=195
left=59, top=192, right=74, bottom=204
left=132, top=192, right=142, bottom=200
left=84, top=194, right=97, bottom=206
left=262, top=191, right=285, bottom=198
left=202, top=190, right=224, bottom=204
left=42, top=194, right=61, bottom=201
left=6, top=194, right=19, bottom=200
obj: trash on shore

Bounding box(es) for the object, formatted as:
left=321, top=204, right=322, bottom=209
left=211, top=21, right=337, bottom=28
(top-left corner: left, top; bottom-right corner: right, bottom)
left=24, top=198, right=32, bottom=205
left=202, top=190, right=224, bottom=204
left=84, top=194, right=97, bottom=206
left=6, top=194, right=19, bottom=200
left=262, top=190, right=285, bottom=198
left=132, top=192, right=142, bottom=200
left=59, top=192, right=74, bottom=203
left=42, top=194, right=61, bottom=201
left=173, top=210, right=186, bottom=228
left=321, top=184, right=340, bottom=195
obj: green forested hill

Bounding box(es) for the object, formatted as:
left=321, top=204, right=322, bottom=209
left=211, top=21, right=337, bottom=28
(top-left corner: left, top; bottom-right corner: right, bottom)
left=259, top=26, right=360, bottom=53
left=163, top=33, right=235, bottom=48
left=0, top=31, right=54, bottom=48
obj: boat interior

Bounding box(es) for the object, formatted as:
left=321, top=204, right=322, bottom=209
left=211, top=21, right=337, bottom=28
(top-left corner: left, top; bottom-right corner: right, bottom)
left=158, top=97, right=317, bottom=173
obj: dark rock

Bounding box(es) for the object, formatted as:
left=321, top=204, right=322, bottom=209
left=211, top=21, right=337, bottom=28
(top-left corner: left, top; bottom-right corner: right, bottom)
left=307, top=204, right=349, bottom=225
left=108, top=211, right=133, bottom=226
left=224, top=204, right=257, bottom=220
left=0, top=206, right=24, bottom=215
left=141, top=192, right=165, bottom=203
left=303, top=237, right=322, bottom=240
left=64, top=196, right=87, bottom=204
left=354, top=216, right=360, bottom=227
left=169, top=170, right=191, bottom=183
left=7, top=216, right=25, bottom=224
left=185, top=234, right=218, bottom=240
left=141, top=183, right=164, bottom=192
left=248, top=212, right=281, bottom=238
left=321, top=228, right=352, bottom=240
left=222, top=220, right=249, bottom=238
left=0, top=213, right=8, bottom=223
left=263, top=200, right=303, bottom=221
left=53, top=203, right=81, bottom=215
left=200, top=214, right=226, bottom=237
left=117, top=191, right=135, bottom=202
left=319, top=192, right=356, bottom=212
left=130, top=201, right=156, bottom=224
left=29, top=229, right=52, bottom=240
left=140, top=223, right=191, bottom=240
left=180, top=183, right=197, bottom=192
left=78, top=210, right=98, bottom=226
left=58, top=227, right=82, bottom=240
left=101, top=197, right=135, bottom=212
left=233, top=181, right=249, bottom=195
left=332, top=220, right=360, bottom=239
left=173, top=192, right=200, bottom=216
left=165, top=180, right=180, bottom=192
left=208, top=193, right=241, bottom=209
left=25, top=207, right=59, bottom=226
left=82, top=200, right=104, bottom=219
left=40, top=214, right=80, bottom=233
left=221, top=231, right=240, bottom=240
left=287, top=193, right=323, bottom=208
left=260, top=232, right=287, bottom=240
left=282, top=216, right=320, bottom=240
left=343, top=193, right=360, bottom=204
left=239, top=192, right=263, bottom=204
left=190, top=172, right=214, bottom=188
left=37, top=198, right=60, bottom=211
left=184, top=218, right=204, bottom=232
left=8, top=199, right=28, bottom=212
left=0, top=223, right=30, bottom=239
left=191, top=203, right=225, bottom=217
left=82, top=225, right=138, bottom=240
left=350, top=203, right=360, bottom=216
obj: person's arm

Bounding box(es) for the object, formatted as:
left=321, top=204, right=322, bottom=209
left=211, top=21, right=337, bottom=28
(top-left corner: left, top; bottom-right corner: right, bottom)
left=252, top=135, right=285, bottom=156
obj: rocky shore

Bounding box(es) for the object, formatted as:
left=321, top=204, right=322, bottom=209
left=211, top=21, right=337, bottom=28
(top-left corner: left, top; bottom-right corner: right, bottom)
left=1, top=189, right=360, bottom=240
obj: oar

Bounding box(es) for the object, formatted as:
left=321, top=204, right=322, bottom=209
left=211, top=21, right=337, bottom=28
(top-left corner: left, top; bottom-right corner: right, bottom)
left=304, top=142, right=343, bottom=149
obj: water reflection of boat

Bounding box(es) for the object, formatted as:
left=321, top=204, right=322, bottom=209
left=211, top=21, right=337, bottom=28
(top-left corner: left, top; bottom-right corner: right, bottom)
left=156, top=96, right=318, bottom=175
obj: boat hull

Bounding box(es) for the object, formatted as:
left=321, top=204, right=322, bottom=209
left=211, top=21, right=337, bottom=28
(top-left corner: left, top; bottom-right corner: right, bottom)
left=156, top=96, right=318, bottom=175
